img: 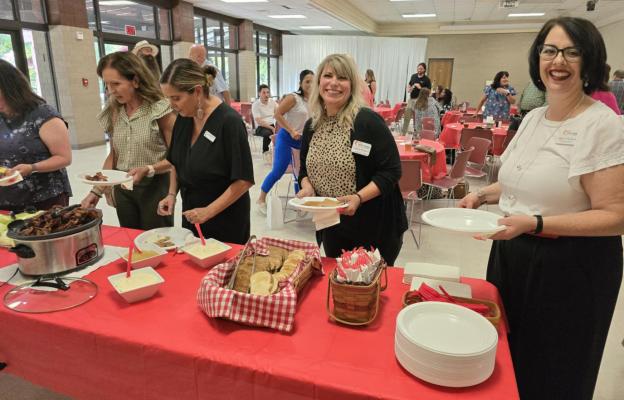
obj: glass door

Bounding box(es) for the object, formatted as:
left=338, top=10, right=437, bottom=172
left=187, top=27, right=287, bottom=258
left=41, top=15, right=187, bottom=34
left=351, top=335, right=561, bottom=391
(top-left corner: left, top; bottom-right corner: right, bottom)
left=0, top=30, right=27, bottom=74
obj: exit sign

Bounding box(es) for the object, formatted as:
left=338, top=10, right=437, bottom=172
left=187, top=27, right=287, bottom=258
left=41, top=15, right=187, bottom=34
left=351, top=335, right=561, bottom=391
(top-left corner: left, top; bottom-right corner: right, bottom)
left=125, top=25, right=136, bottom=36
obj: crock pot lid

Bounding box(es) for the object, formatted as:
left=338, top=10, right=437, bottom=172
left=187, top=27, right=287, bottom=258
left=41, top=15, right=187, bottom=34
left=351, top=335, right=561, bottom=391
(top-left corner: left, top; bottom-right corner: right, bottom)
left=3, top=277, right=98, bottom=313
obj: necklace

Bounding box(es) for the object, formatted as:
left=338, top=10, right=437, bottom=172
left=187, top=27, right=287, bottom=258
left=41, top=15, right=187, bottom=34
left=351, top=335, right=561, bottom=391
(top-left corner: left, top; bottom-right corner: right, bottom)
left=507, top=93, right=586, bottom=193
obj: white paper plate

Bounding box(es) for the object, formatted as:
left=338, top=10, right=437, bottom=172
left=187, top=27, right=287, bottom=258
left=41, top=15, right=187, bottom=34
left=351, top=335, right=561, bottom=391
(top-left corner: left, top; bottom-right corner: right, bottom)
left=134, top=227, right=194, bottom=251
left=0, top=170, right=22, bottom=186
left=397, top=302, right=498, bottom=357
left=288, top=197, right=348, bottom=212
left=422, top=208, right=505, bottom=235
left=77, top=170, right=133, bottom=186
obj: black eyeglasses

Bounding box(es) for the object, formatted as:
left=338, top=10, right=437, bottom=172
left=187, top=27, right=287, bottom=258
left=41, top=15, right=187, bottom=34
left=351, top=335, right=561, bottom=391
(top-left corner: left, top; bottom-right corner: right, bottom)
left=538, top=44, right=582, bottom=62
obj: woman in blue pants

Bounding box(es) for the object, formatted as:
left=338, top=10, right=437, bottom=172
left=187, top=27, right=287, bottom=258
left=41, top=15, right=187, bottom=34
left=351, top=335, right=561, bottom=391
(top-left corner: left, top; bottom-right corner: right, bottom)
left=257, top=69, right=314, bottom=213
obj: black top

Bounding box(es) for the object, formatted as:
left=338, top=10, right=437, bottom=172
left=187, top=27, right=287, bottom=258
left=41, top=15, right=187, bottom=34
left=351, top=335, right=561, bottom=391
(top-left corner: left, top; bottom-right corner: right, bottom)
left=299, top=108, right=408, bottom=244
left=0, top=104, right=72, bottom=208
left=167, top=102, right=254, bottom=244
left=408, top=74, right=432, bottom=99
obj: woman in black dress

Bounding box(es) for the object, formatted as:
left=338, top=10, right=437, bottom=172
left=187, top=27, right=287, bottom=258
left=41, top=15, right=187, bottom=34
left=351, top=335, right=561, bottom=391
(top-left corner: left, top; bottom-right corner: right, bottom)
left=155, top=59, right=254, bottom=244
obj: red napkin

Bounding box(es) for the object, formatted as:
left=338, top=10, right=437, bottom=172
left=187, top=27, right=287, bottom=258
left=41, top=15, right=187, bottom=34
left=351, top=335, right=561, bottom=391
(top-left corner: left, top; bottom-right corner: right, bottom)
left=411, top=283, right=490, bottom=316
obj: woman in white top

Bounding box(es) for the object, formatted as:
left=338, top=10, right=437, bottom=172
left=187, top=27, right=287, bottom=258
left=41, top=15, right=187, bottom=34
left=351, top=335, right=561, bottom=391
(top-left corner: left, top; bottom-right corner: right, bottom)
left=459, top=17, right=624, bottom=400
left=257, top=69, right=314, bottom=212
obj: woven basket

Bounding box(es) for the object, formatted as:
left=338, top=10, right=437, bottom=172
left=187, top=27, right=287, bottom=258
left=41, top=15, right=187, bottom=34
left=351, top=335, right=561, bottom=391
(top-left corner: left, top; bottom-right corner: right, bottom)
left=326, top=262, right=387, bottom=326
left=402, top=291, right=501, bottom=328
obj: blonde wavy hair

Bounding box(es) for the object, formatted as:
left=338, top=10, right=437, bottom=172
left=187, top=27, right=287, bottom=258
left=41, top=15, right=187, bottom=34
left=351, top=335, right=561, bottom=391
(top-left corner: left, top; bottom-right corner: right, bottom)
left=309, top=54, right=364, bottom=130
left=160, top=58, right=214, bottom=97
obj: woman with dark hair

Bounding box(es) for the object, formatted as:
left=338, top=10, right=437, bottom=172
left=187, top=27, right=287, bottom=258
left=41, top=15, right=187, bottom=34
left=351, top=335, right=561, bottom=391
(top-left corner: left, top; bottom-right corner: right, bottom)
left=476, top=71, right=517, bottom=121
left=460, top=17, right=624, bottom=400
left=437, top=88, right=453, bottom=113
left=156, top=58, right=254, bottom=244
left=81, top=51, right=176, bottom=230
left=256, top=69, right=314, bottom=214
left=590, top=64, right=621, bottom=114
left=0, top=60, right=72, bottom=211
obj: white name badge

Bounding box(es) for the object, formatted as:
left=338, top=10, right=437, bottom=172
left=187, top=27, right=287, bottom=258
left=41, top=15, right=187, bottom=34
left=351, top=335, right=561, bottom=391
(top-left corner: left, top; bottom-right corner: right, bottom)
left=555, top=130, right=577, bottom=146
left=203, top=131, right=216, bottom=142
left=351, top=140, right=372, bottom=156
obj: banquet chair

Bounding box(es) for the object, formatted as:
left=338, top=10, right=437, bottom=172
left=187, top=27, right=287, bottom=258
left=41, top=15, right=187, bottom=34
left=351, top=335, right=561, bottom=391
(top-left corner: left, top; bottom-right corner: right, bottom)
left=422, top=117, right=436, bottom=132
left=241, top=103, right=259, bottom=153
left=282, top=148, right=302, bottom=223
left=502, top=130, right=516, bottom=153
left=419, top=130, right=436, bottom=141
left=399, top=159, right=423, bottom=248
left=424, top=147, right=473, bottom=207
left=460, top=128, right=493, bottom=151
left=465, top=137, right=491, bottom=179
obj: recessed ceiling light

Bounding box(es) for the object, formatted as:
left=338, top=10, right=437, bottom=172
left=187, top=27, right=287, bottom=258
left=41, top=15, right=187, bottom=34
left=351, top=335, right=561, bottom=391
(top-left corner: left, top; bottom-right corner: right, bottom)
left=268, top=14, right=307, bottom=19
left=508, top=12, right=545, bottom=17
left=402, top=13, right=436, bottom=18
left=299, top=26, right=332, bottom=30
left=221, top=0, right=268, bottom=3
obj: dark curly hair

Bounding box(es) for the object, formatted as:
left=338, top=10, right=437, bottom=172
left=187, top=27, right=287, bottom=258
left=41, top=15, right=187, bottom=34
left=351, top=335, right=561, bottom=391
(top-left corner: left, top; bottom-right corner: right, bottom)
left=490, top=71, right=510, bottom=90
left=528, top=17, right=607, bottom=95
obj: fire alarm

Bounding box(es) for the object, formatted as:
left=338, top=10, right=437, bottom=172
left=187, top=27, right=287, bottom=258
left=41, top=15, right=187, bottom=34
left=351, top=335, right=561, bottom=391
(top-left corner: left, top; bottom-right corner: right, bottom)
left=82, top=78, right=89, bottom=87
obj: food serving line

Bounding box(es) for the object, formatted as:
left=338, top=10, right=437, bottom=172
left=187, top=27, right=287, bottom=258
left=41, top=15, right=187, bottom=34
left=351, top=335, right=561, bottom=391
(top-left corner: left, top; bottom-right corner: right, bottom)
left=0, top=222, right=519, bottom=400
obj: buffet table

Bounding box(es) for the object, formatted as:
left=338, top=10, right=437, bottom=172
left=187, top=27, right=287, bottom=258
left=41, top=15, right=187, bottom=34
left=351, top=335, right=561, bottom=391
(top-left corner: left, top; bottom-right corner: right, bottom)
left=0, top=225, right=519, bottom=400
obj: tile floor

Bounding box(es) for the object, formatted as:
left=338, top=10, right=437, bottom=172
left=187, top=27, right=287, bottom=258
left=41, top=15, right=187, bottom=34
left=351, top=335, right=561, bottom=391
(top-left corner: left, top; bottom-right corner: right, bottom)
left=1, top=137, right=623, bottom=399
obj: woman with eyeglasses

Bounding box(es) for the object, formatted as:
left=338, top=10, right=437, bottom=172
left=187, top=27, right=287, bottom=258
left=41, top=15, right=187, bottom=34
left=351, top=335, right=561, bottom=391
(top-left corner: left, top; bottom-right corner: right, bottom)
left=460, top=17, right=624, bottom=400
left=476, top=70, right=516, bottom=121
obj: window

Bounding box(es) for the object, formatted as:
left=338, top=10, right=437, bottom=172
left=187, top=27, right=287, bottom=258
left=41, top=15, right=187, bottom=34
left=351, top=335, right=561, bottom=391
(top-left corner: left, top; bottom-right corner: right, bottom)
left=194, top=13, right=239, bottom=101
left=0, top=0, right=15, bottom=20
left=255, top=30, right=279, bottom=97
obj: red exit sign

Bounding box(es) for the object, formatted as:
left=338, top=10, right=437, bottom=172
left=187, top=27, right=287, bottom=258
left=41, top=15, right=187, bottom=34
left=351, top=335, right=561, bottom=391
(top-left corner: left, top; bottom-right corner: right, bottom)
left=125, top=25, right=136, bottom=36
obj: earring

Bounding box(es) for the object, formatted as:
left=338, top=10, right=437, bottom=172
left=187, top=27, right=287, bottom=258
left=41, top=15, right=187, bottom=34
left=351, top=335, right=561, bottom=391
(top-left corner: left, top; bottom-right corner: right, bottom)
left=196, top=98, right=204, bottom=119
left=583, top=80, right=589, bottom=88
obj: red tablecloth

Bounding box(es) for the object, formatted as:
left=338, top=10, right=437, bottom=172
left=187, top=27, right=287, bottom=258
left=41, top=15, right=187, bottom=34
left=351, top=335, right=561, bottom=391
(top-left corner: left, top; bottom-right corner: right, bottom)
left=397, top=138, right=447, bottom=182
left=230, top=101, right=250, bottom=114
left=441, top=111, right=462, bottom=126
left=374, top=107, right=394, bottom=120
left=0, top=226, right=518, bottom=400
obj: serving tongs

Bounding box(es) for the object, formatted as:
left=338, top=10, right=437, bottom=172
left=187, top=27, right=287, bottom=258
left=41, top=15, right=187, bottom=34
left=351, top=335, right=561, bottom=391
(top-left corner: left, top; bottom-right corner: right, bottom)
left=225, top=235, right=257, bottom=290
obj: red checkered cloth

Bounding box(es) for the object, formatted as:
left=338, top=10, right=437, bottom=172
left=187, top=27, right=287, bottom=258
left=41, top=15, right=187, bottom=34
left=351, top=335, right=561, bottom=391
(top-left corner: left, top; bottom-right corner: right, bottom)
left=197, top=237, right=323, bottom=332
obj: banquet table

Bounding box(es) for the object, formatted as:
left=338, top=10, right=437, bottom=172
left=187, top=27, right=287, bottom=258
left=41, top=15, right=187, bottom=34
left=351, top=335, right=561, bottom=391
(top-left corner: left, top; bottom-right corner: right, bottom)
left=0, top=225, right=519, bottom=400
left=374, top=106, right=394, bottom=120
left=397, top=138, right=447, bottom=182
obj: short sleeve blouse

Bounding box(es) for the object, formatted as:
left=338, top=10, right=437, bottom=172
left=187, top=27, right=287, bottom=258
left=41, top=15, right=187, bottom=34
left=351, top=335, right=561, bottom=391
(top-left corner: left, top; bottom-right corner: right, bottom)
left=483, top=85, right=516, bottom=120
left=0, top=103, right=72, bottom=207
left=498, top=101, right=624, bottom=216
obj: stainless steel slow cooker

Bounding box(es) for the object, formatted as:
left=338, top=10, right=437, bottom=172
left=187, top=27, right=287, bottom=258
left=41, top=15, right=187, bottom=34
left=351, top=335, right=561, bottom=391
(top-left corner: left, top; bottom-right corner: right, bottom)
left=7, top=208, right=104, bottom=277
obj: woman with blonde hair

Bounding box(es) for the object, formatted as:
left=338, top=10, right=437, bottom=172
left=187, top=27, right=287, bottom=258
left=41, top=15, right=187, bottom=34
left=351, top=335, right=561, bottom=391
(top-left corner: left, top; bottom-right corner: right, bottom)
left=364, top=69, right=377, bottom=103
left=81, top=51, right=175, bottom=229
left=156, top=58, right=254, bottom=244
left=297, top=54, right=407, bottom=265
left=413, top=87, right=442, bottom=136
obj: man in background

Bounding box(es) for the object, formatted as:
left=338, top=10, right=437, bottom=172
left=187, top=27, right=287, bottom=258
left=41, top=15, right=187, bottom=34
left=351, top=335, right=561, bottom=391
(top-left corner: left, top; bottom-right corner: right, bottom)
left=251, top=84, right=277, bottom=160
left=609, top=69, right=624, bottom=115
left=402, top=62, right=431, bottom=134
left=188, top=44, right=232, bottom=105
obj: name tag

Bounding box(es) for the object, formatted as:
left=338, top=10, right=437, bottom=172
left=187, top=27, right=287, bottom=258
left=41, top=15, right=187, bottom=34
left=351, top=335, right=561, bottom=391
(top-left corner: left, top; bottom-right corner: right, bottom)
left=203, top=131, right=216, bottom=142
left=555, top=130, right=577, bottom=146
left=351, top=140, right=372, bottom=156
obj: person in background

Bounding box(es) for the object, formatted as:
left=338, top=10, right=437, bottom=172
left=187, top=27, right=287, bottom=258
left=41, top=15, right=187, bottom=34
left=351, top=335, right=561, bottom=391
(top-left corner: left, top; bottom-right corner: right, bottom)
left=364, top=69, right=377, bottom=103
left=591, top=64, right=621, bottom=115
left=132, top=40, right=161, bottom=80
left=81, top=52, right=176, bottom=230
left=297, top=54, right=407, bottom=265
left=402, top=62, right=431, bottom=134
left=157, top=59, right=254, bottom=244
left=251, top=84, right=278, bottom=158
left=459, top=17, right=624, bottom=400
left=413, top=87, right=441, bottom=136
left=256, top=69, right=313, bottom=214
left=433, top=85, right=444, bottom=101
left=518, top=80, right=546, bottom=116
left=437, top=88, right=453, bottom=114
left=608, top=69, right=624, bottom=113
left=188, top=44, right=231, bottom=105
left=0, top=60, right=72, bottom=211
left=476, top=71, right=517, bottom=121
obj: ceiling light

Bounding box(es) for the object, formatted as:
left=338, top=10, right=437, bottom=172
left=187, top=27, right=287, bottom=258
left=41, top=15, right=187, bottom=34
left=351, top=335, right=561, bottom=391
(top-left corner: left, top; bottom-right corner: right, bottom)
left=402, top=14, right=436, bottom=18
left=221, top=0, right=268, bottom=3
left=299, top=26, right=332, bottom=30
left=268, top=15, right=307, bottom=19
left=508, top=12, right=545, bottom=17
left=440, top=23, right=543, bottom=31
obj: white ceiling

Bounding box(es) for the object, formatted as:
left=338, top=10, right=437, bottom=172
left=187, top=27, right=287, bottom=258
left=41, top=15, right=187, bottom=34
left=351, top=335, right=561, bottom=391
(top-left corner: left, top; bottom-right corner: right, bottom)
left=189, top=0, right=624, bottom=34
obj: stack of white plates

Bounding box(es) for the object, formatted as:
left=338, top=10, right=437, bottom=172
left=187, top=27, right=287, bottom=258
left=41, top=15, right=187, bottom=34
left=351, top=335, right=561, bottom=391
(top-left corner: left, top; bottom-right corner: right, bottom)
left=395, top=302, right=498, bottom=387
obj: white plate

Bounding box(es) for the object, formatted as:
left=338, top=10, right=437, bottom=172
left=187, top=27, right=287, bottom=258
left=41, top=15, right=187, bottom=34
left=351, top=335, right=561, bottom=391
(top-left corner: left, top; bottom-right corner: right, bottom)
left=0, top=170, right=22, bottom=186
left=421, top=208, right=505, bottom=235
left=397, top=302, right=498, bottom=357
left=288, top=197, right=348, bottom=212
left=77, top=170, right=133, bottom=186
left=134, top=227, right=194, bottom=251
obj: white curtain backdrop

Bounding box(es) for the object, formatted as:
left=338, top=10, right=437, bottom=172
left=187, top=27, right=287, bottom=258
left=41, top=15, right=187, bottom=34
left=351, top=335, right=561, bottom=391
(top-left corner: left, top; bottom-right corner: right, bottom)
left=281, top=35, right=428, bottom=105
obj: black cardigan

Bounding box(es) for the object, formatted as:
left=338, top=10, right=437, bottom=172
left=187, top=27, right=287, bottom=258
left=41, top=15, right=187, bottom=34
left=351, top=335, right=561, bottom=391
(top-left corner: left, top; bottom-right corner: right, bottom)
left=299, top=108, right=408, bottom=242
